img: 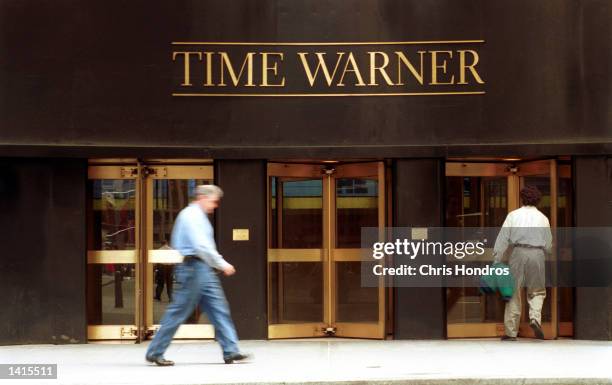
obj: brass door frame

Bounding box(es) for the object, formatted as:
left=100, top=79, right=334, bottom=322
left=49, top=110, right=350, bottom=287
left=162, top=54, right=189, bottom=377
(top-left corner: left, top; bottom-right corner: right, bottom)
left=267, top=162, right=386, bottom=339
left=446, top=160, right=566, bottom=339
left=87, top=165, right=140, bottom=340
left=446, top=162, right=510, bottom=337
left=87, top=164, right=215, bottom=340
left=557, top=164, right=573, bottom=337
left=267, top=163, right=328, bottom=338
left=331, top=162, right=386, bottom=338
left=144, top=165, right=215, bottom=339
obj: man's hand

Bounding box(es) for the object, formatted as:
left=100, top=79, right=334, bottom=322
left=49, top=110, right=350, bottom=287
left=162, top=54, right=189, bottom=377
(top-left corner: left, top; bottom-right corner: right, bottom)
left=222, top=264, right=236, bottom=276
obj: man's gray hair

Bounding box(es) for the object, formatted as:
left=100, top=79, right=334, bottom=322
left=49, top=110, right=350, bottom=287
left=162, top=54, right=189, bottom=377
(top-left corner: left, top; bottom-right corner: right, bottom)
left=195, top=184, right=224, bottom=198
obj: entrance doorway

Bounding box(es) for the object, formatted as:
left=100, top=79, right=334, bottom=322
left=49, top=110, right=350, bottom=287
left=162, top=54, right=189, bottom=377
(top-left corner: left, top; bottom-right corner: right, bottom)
left=445, top=159, right=573, bottom=339
left=267, top=162, right=387, bottom=339
left=86, top=162, right=215, bottom=340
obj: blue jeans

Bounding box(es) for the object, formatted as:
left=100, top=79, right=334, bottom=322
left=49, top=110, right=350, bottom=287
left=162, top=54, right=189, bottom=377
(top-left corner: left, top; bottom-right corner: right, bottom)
left=146, top=258, right=240, bottom=359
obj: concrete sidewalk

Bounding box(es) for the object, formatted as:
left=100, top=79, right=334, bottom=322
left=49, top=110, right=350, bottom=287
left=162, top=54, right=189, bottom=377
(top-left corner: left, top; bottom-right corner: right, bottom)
left=0, top=339, right=611, bottom=385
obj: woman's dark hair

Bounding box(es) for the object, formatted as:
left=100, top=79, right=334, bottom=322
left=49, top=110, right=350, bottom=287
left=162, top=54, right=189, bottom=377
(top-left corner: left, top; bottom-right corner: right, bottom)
left=520, top=185, right=542, bottom=206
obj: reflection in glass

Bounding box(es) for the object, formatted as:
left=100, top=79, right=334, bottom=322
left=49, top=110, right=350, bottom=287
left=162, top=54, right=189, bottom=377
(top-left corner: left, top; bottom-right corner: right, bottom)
left=153, top=244, right=175, bottom=324
left=335, top=178, right=378, bottom=248
left=270, top=177, right=323, bottom=248
left=87, top=264, right=136, bottom=325
left=154, top=243, right=174, bottom=302
left=336, top=262, right=378, bottom=322
left=446, top=177, right=507, bottom=227
left=269, top=262, right=323, bottom=324
left=152, top=178, right=211, bottom=325
left=446, top=176, right=508, bottom=324
left=88, top=180, right=136, bottom=250
left=447, top=288, right=505, bottom=323
left=268, top=177, right=324, bottom=324
left=87, top=179, right=137, bottom=326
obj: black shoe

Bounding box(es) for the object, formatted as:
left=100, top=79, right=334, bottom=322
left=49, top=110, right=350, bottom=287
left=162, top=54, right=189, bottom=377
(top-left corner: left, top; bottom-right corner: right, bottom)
left=223, top=352, right=251, bottom=364
left=529, top=319, right=545, bottom=340
left=501, top=335, right=517, bottom=341
left=146, top=355, right=175, bottom=366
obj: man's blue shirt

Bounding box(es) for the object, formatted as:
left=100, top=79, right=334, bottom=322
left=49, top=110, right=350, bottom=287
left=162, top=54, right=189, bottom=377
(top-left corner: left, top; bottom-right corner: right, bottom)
left=171, top=203, right=230, bottom=270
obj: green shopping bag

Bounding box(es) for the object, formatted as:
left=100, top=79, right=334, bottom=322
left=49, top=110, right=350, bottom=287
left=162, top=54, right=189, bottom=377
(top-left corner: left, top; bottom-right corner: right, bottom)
left=479, top=262, right=515, bottom=301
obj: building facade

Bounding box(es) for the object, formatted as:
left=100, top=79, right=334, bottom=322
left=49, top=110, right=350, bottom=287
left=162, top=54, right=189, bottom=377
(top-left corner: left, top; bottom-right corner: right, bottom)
left=1, top=0, right=611, bottom=344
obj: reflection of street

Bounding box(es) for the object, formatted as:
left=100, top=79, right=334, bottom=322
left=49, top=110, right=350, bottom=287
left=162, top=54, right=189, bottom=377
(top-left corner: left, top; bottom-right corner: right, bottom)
left=100, top=270, right=135, bottom=325
left=96, top=269, right=211, bottom=326
left=90, top=178, right=215, bottom=331
left=154, top=264, right=174, bottom=302
left=91, top=180, right=138, bottom=326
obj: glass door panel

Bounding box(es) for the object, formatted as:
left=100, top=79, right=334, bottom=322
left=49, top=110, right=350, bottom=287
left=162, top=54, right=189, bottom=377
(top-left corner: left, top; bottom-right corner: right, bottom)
left=335, top=178, right=379, bottom=248
left=268, top=164, right=327, bottom=338
left=445, top=171, right=509, bottom=337
left=267, top=162, right=386, bottom=339
left=269, top=261, right=324, bottom=324
left=146, top=166, right=214, bottom=339
left=446, top=160, right=570, bottom=339
left=87, top=166, right=139, bottom=340
left=269, top=178, right=324, bottom=325
left=332, top=162, right=386, bottom=338
left=335, top=262, right=379, bottom=323
left=87, top=163, right=216, bottom=341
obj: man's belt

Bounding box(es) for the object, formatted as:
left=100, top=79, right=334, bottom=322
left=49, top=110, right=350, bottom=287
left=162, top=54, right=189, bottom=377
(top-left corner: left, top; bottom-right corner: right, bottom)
left=183, top=255, right=200, bottom=262
left=513, top=243, right=544, bottom=249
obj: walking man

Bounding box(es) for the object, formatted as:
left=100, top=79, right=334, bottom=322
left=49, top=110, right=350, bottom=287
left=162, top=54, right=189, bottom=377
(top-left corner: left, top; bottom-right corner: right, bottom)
left=146, top=185, right=250, bottom=365
left=493, top=185, right=552, bottom=340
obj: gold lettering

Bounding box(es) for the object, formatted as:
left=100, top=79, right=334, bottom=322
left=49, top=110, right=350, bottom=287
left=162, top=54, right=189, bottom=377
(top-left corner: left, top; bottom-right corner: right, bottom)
left=261, top=52, right=285, bottom=87
left=368, top=52, right=394, bottom=86
left=298, top=52, right=345, bottom=87
left=337, top=52, right=366, bottom=87
left=219, top=52, right=255, bottom=87
left=458, top=50, right=484, bottom=84
left=429, top=50, right=455, bottom=85
left=203, top=52, right=214, bottom=86
left=172, top=51, right=202, bottom=87
left=395, top=51, right=425, bottom=85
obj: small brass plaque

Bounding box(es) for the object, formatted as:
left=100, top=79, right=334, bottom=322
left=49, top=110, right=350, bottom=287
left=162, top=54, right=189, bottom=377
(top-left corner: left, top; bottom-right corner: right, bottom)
left=411, top=227, right=428, bottom=240
left=232, top=229, right=249, bottom=241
